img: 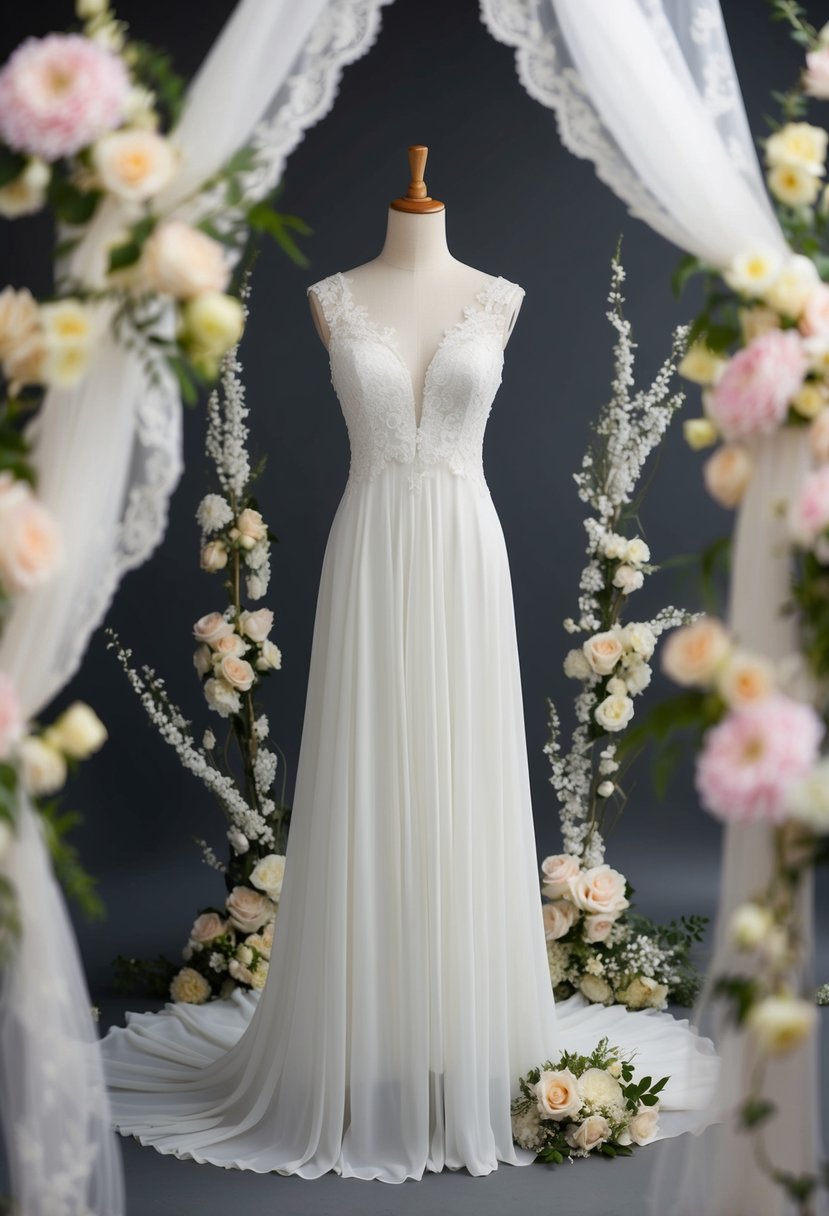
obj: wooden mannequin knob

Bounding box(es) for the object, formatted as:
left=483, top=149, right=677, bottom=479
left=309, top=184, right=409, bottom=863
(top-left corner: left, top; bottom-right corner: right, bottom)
left=390, top=145, right=444, bottom=213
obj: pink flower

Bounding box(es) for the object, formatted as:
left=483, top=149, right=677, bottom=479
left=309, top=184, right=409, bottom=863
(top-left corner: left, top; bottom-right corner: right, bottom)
left=804, top=47, right=829, bottom=100
left=789, top=465, right=829, bottom=550
left=0, top=672, right=22, bottom=760
left=0, top=475, right=62, bottom=593
left=696, top=695, right=823, bottom=825
left=0, top=34, right=129, bottom=161
left=708, top=331, right=807, bottom=439
left=800, top=285, right=829, bottom=339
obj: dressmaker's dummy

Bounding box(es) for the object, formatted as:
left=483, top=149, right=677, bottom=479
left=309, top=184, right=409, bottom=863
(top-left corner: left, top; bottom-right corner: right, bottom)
left=308, top=145, right=523, bottom=426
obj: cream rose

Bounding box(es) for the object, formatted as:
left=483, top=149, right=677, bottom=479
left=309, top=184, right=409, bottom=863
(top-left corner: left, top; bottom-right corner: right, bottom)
left=534, top=1068, right=583, bottom=1122
left=582, top=631, right=624, bottom=676
left=236, top=508, right=267, bottom=546
left=678, top=341, right=726, bottom=386
left=748, top=995, right=818, bottom=1055
left=683, top=418, right=719, bottom=450
left=48, top=701, right=107, bottom=759
left=193, top=645, right=212, bottom=677
left=578, top=975, right=613, bottom=1005
left=568, top=864, right=629, bottom=917
left=563, top=648, right=592, bottom=679
left=142, top=220, right=230, bottom=299
left=240, top=608, right=273, bottom=643
left=169, top=966, right=210, bottom=1004
left=245, top=931, right=272, bottom=961
left=542, top=899, right=579, bottom=941
left=212, top=632, right=247, bottom=659
left=256, top=640, right=282, bottom=672
left=565, top=1114, right=611, bottom=1153
left=621, top=622, right=657, bottom=660
left=724, top=248, right=783, bottom=297
left=627, top=1106, right=660, bottom=1146
left=583, top=914, right=616, bottom=943
left=249, top=960, right=269, bottom=990
left=225, top=885, right=276, bottom=934
left=250, top=853, right=286, bottom=902
left=18, top=736, right=67, bottom=796
left=540, top=853, right=581, bottom=898
left=93, top=129, right=176, bottom=201
left=661, top=616, right=731, bottom=687
left=189, top=912, right=227, bottom=945
left=792, top=381, right=828, bottom=420
left=182, top=292, right=244, bottom=357
left=201, top=540, right=228, bottom=572
left=0, top=157, right=49, bottom=218
left=613, top=565, right=644, bottom=595
left=203, top=677, right=241, bottom=718
left=193, top=612, right=234, bottom=646
left=730, top=902, right=774, bottom=950
left=624, top=659, right=652, bottom=697
left=594, top=694, right=634, bottom=733
left=717, top=650, right=775, bottom=709
left=766, top=122, right=828, bottom=176
left=703, top=443, right=753, bottom=509
left=219, top=655, right=255, bottom=691
left=617, top=975, right=669, bottom=1011
left=624, top=538, right=650, bottom=567
left=765, top=254, right=820, bottom=317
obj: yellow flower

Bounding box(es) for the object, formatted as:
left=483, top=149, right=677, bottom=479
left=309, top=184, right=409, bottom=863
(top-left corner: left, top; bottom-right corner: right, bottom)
left=678, top=341, right=725, bottom=386
left=767, top=163, right=821, bottom=208
left=683, top=418, right=718, bottom=450
left=766, top=122, right=828, bottom=176
left=724, top=248, right=783, bottom=297
left=793, top=381, right=828, bottom=420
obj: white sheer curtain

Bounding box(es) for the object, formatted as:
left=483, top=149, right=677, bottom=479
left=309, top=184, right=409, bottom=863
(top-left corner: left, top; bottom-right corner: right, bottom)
left=481, top=2, right=823, bottom=1213
left=0, top=1, right=393, bottom=1211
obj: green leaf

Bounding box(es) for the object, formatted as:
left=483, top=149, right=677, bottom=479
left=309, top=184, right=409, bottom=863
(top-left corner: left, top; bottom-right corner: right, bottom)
left=246, top=200, right=312, bottom=268
left=739, top=1098, right=776, bottom=1129
left=672, top=254, right=704, bottom=299
left=48, top=178, right=102, bottom=226
left=0, top=146, right=27, bottom=189
left=108, top=241, right=141, bottom=272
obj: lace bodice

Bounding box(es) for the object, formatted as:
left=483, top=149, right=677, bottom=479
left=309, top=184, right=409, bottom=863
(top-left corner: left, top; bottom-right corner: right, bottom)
left=307, top=271, right=524, bottom=494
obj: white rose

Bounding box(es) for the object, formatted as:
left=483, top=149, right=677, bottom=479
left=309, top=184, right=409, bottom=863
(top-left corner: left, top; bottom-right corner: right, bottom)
left=201, top=541, right=228, bottom=572
left=193, top=645, right=212, bottom=677
left=730, top=902, right=774, bottom=950
left=540, top=853, right=581, bottom=898
left=766, top=122, right=828, bottom=176
left=583, top=631, right=624, bottom=676
left=203, top=677, right=241, bottom=718
left=0, top=158, right=49, bottom=218
left=603, top=533, right=628, bottom=560
left=785, top=758, right=829, bottom=833
left=542, top=900, right=579, bottom=941
left=563, top=648, right=592, bottom=680
left=534, top=1069, right=583, bottom=1122
left=235, top=943, right=253, bottom=967
left=717, top=650, right=775, bottom=709
left=193, top=612, right=234, bottom=646
left=565, top=1114, right=611, bottom=1154
left=612, top=565, right=644, bottom=595
left=93, top=130, right=176, bottom=202
left=182, top=292, right=244, bottom=357
left=621, top=622, right=656, bottom=660
left=627, top=1106, right=660, bottom=1146
left=704, top=443, right=754, bottom=509
left=724, top=248, right=784, bottom=297
left=568, top=864, right=629, bottom=917
left=678, top=341, right=726, bottom=386
left=225, top=885, right=276, bottom=934
left=142, top=220, right=230, bottom=299
left=583, top=914, right=616, bottom=943
left=594, top=694, right=634, bottom=733
left=748, top=996, right=817, bottom=1055
left=240, top=608, right=273, bottom=643
left=18, top=736, right=67, bottom=796
left=765, top=254, right=820, bottom=318
left=578, top=974, right=614, bottom=1005
left=683, top=418, right=719, bottom=450
left=624, top=538, right=650, bottom=567
left=48, top=702, right=107, bottom=759
left=189, top=912, right=227, bottom=945
left=169, top=966, right=210, bottom=1005
left=255, top=640, right=282, bottom=672
left=249, top=853, right=286, bottom=901
left=579, top=1067, right=624, bottom=1111
left=219, top=656, right=255, bottom=691
left=624, top=660, right=652, bottom=697
left=211, top=633, right=247, bottom=661
left=661, top=616, right=731, bottom=687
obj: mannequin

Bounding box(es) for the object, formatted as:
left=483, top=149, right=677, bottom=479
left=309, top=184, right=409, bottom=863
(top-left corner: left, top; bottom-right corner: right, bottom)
left=308, top=145, right=523, bottom=426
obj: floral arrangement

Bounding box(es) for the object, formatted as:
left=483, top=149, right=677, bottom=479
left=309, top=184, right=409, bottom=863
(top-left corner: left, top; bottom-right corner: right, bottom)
left=511, top=1038, right=668, bottom=1164
left=0, top=0, right=309, bottom=424
left=676, top=4, right=829, bottom=510
left=541, top=252, right=706, bottom=1011
left=110, top=296, right=290, bottom=1002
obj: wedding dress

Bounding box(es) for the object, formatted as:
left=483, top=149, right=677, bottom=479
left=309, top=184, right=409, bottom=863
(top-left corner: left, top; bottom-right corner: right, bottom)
left=101, top=270, right=718, bottom=1182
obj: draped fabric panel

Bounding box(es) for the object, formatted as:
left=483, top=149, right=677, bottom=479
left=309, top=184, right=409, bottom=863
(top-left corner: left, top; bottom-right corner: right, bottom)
left=0, top=1, right=393, bottom=1211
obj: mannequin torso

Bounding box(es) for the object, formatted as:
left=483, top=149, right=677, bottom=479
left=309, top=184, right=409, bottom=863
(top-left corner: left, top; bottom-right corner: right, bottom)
left=308, top=208, right=523, bottom=426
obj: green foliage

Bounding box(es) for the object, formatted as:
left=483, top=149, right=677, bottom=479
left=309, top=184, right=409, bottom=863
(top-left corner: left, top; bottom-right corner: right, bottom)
left=714, top=974, right=761, bottom=1025
left=107, top=217, right=156, bottom=274
left=38, top=801, right=105, bottom=921
left=47, top=175, right=102, bottom=226
left=247, top=200, right=313, bottom=268
left=128, top=42, right=186, bottom=128
left=112, top=953, right=178, bottom=1000
left=0, top=147, right=26, bottom=190
left=739, top=1097, right=778, bottom=1129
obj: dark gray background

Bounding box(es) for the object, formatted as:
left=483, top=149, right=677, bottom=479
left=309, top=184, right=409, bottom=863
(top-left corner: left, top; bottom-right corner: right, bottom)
left=1, top=0, right=826, bottom=1001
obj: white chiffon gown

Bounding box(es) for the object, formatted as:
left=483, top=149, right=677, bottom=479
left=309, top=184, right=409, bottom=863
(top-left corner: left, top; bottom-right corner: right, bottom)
left=101, top=270, right=718, bottom=1182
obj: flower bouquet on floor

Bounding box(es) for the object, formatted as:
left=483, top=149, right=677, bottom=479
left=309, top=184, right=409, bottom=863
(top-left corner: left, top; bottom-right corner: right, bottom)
left=540, top=252, right=707, bottom=1013
left=111, top=299, right=291, bottom=1002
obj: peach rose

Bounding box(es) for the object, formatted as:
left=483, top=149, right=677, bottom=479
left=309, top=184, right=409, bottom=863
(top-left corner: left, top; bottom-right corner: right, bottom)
left=212, top=632, right=246, bottom=659
left=661, top=617, right=731, bottom=687
left=534, top=1068, right=583, bottom=1122
left=93, top=129, right=176, bottom=201
left=225, top=886, right=276, bottom=934
left=201, top=540, right=228, bottom=572
left=142, top=220, right=230, bottom=299
left=568, top=864, right=629, bottom=918
left=627, top=1107, right=660, bottom=1146
left=800, top=284, right=829, bottom=338
left=583, top=914, right=616, bottom=943
left=542, top=900, right=579, bottom=941
left=219, top=655, right=255, bottom=691
left=582, top=630, right=624, bottom=676
left=0, top=477, right=61, bottom=593
left=565, top=1114, right=611, bottom=1153
left=540, top=853, right=581, bottom=898
left=703, top=443, right=753, bottom=509
left=717, top=650, right=775, bottom=709
left=240, top=608, right=273, bottom=643
left=193, top=612, right=234, bottom=646
left=235, top=508, right=267, bottom=547
left=189, top=911, right=227, bottom=945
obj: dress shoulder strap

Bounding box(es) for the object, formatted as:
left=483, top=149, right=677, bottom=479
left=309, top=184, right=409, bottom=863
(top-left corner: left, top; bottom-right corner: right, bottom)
left=474, top=276, right=525, bottom=343
left=306, top=271, right=351, bottom=332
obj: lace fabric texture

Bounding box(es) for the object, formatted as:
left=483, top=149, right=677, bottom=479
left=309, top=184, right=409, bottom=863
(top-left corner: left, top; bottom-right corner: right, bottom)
left=307, top=271, right=523, bottom=494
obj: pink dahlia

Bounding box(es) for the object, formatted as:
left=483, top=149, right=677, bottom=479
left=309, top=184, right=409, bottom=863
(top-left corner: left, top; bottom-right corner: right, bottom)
left=789, top=464, right=829, bottom=550
left=696, top=694, right=823, bottom=825
left=0, top=34, right=129, bottom=162
left=708, top=330, right=807, bottom=439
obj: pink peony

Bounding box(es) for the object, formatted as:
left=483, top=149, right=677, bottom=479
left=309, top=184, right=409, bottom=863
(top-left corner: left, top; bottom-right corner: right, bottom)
left=696, top=695, right=823, bottom=824
left=708, top=330, right=807, bottom=439
left=0, top=474, right=61, bottom=593
left=789, top=464, right=829, bottom=550
left=0, top=672, right=22, bottom=760
left=0, top=34, right=129, bottom=161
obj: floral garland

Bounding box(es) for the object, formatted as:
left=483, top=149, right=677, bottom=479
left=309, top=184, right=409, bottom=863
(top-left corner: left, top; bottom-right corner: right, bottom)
left=511, top=1038, right=668, bottom=1164
left=110, top=290, right=289, bottom=1002
left=540, top=252, right=706, bottom=1013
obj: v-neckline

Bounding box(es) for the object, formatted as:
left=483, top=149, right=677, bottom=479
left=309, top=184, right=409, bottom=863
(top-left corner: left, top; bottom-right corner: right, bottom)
left=334, top=270, right=503, bottom=432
